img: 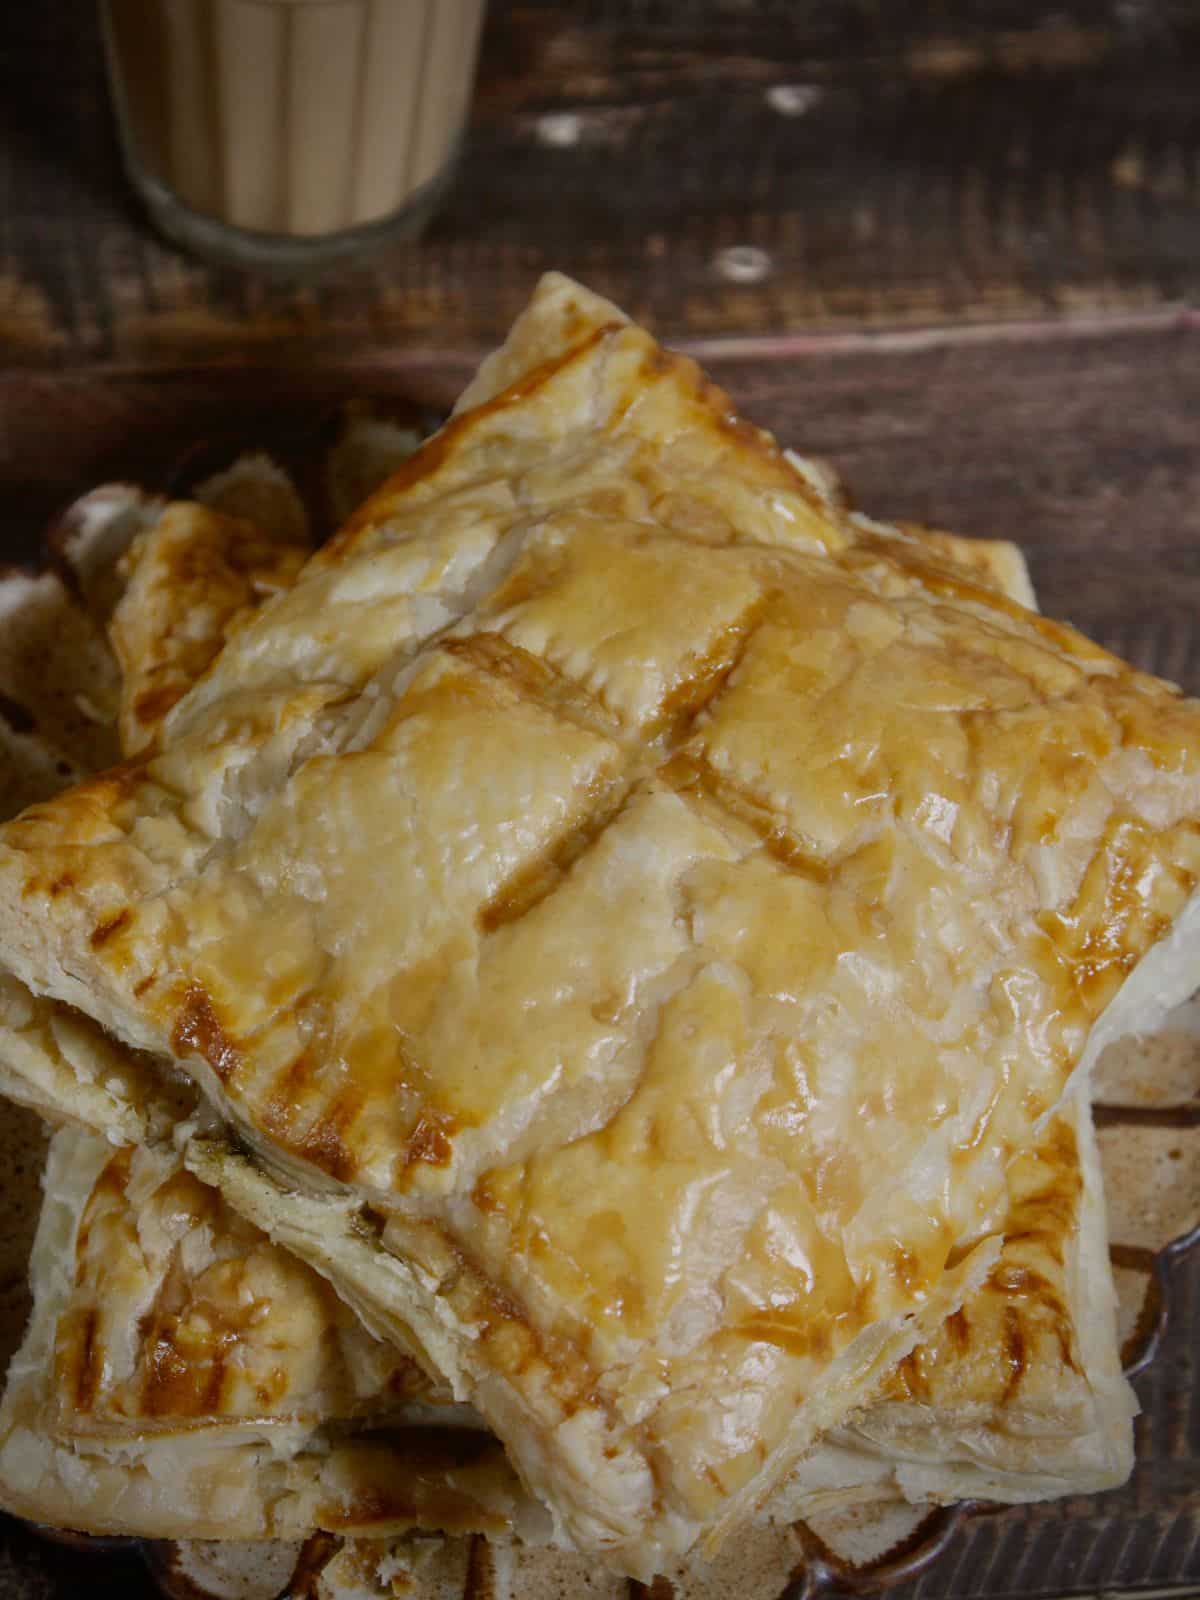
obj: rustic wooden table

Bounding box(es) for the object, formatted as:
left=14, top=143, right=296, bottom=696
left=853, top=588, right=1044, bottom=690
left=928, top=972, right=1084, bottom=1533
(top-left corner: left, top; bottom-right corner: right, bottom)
left=4, top=0, right=1200, bottom=362
left=0, top=3, right=1197, bottom=1598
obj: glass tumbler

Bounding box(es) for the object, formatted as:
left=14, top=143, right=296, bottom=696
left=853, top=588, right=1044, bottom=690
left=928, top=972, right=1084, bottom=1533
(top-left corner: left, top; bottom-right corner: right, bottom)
left=101, top=0, right=486, bottom=273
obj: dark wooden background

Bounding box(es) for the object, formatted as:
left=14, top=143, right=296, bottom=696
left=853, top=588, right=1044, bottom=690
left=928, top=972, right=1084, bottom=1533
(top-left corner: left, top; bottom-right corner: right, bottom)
left=0, top=3, right=1197, bottom=1598
left=3, top=1, right=1200, bottom=364
left=3, top=322, right=1198, bottom=665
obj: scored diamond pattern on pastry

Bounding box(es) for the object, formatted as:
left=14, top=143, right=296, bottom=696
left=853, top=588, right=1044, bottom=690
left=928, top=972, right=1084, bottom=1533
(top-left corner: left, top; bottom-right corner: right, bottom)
left=0, top=275, right=1197, bottom=1577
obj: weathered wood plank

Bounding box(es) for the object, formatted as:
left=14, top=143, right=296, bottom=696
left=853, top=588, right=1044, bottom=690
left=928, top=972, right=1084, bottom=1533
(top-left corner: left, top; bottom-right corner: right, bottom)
left=2, top=319, right=1197, bottom=688
left=2, top=2, right=1200, bottom=364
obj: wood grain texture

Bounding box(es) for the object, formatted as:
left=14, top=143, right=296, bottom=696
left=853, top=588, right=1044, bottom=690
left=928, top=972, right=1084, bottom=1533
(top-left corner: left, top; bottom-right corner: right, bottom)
left=2, top=1, right=1200, bottom=365
left=3, top=321, right=1198, bottom=691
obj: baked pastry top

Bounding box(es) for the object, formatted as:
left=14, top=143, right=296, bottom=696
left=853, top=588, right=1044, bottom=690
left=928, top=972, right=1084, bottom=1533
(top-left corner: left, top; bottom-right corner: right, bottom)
left=0, top=489, right=312, bottom=1140
left=0, top=1091, right=1129, bottom=1547
left=0, top=492, right=1129, bottom=1543
left=45, top=1134, right=409, bottom=1430
left=0, top=274, right=1192, bottom=1573
left=0, top=1125, right=536, bottom=1543
left=776, top=1086, right=1131, bottom=1515
left=111, top=497, right=311, bottom=756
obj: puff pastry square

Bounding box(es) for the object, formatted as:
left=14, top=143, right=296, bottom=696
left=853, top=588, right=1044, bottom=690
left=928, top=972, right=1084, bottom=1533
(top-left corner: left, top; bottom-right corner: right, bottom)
left=0, top=1125, right=538, bottom=1544
left=0, top=275, right=1195, bottom=1574
left=0, top=485, right=1128, bottom=1552
left=0, top=855, right=1133, bottom=1543
left=773, top=1088, right=1133, bottom=1514
left=0, top=1084, right=1129, bottom=1547
left=0, top=490, right=312, bottom=1140
left=111, top=494, right=310, bottom=756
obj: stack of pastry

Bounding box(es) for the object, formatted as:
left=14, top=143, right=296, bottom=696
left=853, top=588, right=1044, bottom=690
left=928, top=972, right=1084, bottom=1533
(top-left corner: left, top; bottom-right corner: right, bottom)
left=0, top=276, right=1194, bottom=1599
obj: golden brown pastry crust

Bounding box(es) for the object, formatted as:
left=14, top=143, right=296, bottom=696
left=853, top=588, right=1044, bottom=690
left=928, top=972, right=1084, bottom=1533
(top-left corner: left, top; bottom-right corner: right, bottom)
left=0, top=1126, right=534, bottom=1543
left=0, top=275, right=1185, bottom=1572
left=0, top=485, right=311, bottom=1143
left=0, top=507, right=1037, bottom=1158
left=3, top=450, right=1125, bottom=1549
left=111, top=499, right=311, bottom=756
left=776, top=1089, right=1132, bottom=1515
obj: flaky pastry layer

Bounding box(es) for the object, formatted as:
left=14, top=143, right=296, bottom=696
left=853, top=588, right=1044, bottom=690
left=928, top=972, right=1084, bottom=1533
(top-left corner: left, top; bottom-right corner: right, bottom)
left=0, top=1127, right=537, bottom=1543
left=0, top=460, right=1132, bottom=1552
left=0, top=276, right=1187, bottom=1572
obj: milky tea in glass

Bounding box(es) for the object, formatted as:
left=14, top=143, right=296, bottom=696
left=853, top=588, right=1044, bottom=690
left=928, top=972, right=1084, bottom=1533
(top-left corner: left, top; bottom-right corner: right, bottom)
left=101, top=0, right=486, bottom=271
